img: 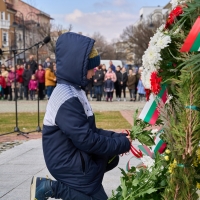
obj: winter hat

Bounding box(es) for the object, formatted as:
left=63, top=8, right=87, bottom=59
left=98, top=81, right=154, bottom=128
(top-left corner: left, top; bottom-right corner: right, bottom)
left=87, top=47, right=100, bottom=70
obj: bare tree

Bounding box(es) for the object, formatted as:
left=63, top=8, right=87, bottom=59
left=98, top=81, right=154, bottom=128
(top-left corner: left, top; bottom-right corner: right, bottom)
left=91, top=32, right=126, bottom=60
left=38, top=23, right=72, bottom=54
left=120, top=20, right=161, bottom=65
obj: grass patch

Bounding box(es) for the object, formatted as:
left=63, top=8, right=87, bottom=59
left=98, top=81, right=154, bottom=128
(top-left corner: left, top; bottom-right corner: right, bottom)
left=0, top=111, right=131, bottom=135
left=0, top=113, right=45, bottom=134
left=95, top=111, right=132, bottom=130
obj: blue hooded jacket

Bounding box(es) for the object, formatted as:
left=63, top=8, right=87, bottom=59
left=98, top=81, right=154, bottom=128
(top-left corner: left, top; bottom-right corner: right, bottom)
left=42, top=32, right=130, bottom=195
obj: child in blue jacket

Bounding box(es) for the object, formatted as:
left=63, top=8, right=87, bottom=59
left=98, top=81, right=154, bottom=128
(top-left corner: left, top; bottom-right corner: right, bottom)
left=30, top=32, right=131, bottom=200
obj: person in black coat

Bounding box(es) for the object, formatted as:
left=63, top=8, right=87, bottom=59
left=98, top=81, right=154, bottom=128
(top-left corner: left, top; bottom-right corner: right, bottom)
left=85, top=77, right=93, bottom=100
left=22, top=64, right=32, bottom=100
left=120, top=67, right=128, bottom=101
left=27, top=55, right=38, bottom=74
left=93, top=65, right=104, bottom=101
left=102, top=64, right=107, bottom=100
left=115, top=65, right=122, bottom=101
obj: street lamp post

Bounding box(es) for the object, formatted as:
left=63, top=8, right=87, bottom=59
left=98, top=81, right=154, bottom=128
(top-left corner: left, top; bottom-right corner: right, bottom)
left=12, top=11, right=25, bottom=61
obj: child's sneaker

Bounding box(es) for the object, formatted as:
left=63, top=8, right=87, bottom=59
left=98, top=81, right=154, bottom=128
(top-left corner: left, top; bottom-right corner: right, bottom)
left=30, top=176, right=54, bottom=200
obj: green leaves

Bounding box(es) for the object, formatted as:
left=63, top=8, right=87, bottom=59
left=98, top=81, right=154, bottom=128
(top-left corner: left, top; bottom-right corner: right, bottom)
left=137, top=132, right=155, bottom=146
left=109, top=160, right=167, bottom=200
left=129, top=109, right=156, bottom=146
left=121, top=178, right=127, bottom=198
left=132, top=179, right=139, bottom=187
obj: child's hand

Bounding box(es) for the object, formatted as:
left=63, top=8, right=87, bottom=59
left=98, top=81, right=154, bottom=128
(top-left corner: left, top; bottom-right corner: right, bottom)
left=126, top=135, right=132, bottom=143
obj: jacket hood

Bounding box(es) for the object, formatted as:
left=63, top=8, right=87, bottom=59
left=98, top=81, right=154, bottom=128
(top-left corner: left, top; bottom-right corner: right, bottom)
left=56, top=32, right=97, bottom=88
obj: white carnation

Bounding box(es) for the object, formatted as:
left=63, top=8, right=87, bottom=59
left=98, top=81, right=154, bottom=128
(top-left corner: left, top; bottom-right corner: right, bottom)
left=156, top=35, right=171, bottom=49
left=141, top=155, right=155, bottom=171
left=170, top=0, right=186, bottom=9
left=142, top=21, right=171, bottom=80
left=149, top=31, right=164, bottom=46
left=144, top=46, right=162, bottom=66
left=141, top=69, right=152, bottom=89
left=158, top=24, right=165, bottom=32
left=142, top=55, right=156, bottom=71
left=151, top=129, right=159, bottom=134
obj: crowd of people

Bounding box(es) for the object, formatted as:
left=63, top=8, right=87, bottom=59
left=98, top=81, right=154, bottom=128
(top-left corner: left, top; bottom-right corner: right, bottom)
left=0, top=56, right=56, bottom=101
left=0, top=58, right=146, bottom=102
left=86, top=61, right=146, bottom=102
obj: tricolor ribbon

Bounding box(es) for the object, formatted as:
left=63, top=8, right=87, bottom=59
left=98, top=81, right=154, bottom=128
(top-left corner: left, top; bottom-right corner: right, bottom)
left=122, top=130, right=143, bottom=158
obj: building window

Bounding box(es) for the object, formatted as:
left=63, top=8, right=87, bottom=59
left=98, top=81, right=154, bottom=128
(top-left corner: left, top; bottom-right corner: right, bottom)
left=1, top=12, right=5, bottom=20
left=2, top=32, right=8, bottom=46
left=18, top=33, right=22, bottom=42
left=7, top=14, right=10, bottom=21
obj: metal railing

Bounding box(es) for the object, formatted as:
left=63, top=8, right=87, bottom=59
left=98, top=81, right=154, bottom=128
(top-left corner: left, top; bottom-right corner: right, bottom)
left=0, top=20, right=10, bottom=29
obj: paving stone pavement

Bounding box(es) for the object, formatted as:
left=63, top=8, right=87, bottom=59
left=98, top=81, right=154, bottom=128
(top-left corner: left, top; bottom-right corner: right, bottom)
left=0, top=98, right=144, bottom=199
left=0, top=139, right=141, bottom=200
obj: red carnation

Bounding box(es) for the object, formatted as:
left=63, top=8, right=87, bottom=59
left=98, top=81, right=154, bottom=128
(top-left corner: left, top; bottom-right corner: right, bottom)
left=150, top=72, right=162, bottom=95
left=165, top=6, right=183, bottom=29
left=145, top=89, right=151, bottom=101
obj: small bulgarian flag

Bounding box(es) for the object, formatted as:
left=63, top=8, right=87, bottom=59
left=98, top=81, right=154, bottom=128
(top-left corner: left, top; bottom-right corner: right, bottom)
left=139, top=84, right=167, bottom=125
left=152, top=130, right=167, bottom=154
left=181, top=17, right=200, bottom=52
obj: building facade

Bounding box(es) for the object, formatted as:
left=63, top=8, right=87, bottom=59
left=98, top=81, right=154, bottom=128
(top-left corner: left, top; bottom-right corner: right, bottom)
left=0, top=0, right=16, bottom=65
left=1, top=0, right=52, bottom=65
left=139, top=6, right=169, bottom=25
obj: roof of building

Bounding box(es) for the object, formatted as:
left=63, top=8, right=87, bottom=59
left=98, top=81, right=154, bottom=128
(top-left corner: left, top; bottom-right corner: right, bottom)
left=163, top=1, right=171, bottom=9
left=21, top=0, right=53, bottom=19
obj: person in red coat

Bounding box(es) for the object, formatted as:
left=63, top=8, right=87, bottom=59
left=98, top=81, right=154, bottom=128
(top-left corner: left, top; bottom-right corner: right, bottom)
left=35, top=64, right=45, bottom=100
left=0, top=70, right=6, bottom=100
left=16, top=64, right=24, bottom=100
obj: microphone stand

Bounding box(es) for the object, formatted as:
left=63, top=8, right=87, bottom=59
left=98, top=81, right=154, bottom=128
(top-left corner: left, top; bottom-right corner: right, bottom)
left=36, top=43, right=41, bottom=132
left=0, top=49, right=32, bottom=138
left=1, top=41, right=44, bottom=138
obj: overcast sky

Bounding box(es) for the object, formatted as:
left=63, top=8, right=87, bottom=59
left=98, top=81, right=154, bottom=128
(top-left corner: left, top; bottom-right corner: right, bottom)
left=24, top=0, right=170, bottom=41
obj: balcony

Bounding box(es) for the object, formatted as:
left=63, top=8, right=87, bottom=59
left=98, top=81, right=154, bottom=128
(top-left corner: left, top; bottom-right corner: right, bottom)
left=0, top=20, right=10, bottom=29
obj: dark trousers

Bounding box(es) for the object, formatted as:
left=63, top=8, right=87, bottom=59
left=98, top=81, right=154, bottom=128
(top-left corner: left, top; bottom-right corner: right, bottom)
left=30, top=90, right=36, bottom=100
left=92, top=87, right=96, bottom=98
left=18, top=83, right=24, bottom=99
left=8, top=86, right=12, bottom=100
left=38, top=83, right=45, bottom=100
left=4, top=86, right=8, bottom=99
left=47, top=86, right=55, bottom=99
left=102, top=83, right=106, bottom=98
left=107, top=92, right=113, bottom=100
left=90, top=88, right=93, bottom=98
left=14, top=87, right=18, bottom=100
left=138, top=93, right=145, bottom=101
left=51, top=156, right=119, bottom=200
left=95, top=85, right=102, bottom=95
left=0, top=87, right=4, bottom=97
left=115, top=84, right=121, bottom=98
left=24, top=86, right=29, bottom=100
left=121, top=85, right=126, bottom=98
left=129, top=89, right=135, bottom=99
